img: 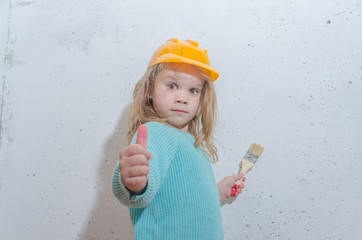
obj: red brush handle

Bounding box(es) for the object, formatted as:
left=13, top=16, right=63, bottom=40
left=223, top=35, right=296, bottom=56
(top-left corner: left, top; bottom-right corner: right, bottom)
left=230, top=184, right=239, bottom=197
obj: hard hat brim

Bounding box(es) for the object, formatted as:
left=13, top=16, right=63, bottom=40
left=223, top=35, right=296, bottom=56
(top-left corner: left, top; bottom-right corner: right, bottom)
left=149, top=53, right=219, bottom=81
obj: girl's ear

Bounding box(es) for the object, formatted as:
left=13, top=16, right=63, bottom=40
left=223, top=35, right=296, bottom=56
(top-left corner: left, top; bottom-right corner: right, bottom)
left=147, top=98, right=153, bottom=106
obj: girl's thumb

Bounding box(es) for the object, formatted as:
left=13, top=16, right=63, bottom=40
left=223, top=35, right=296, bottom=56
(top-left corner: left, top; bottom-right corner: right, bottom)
left=136, top=124, right=148, bottom=149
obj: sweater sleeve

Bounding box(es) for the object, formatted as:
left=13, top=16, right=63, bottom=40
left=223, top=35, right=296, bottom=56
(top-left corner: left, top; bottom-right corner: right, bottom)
left=112, top=122, right=178, bottom=208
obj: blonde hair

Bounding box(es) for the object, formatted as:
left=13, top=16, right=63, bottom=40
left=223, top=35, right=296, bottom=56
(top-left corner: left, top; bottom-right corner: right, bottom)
left=127, top=63, right=218, bottom=162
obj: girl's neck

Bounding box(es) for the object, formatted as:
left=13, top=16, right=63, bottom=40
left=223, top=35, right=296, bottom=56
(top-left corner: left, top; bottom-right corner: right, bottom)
left=181, top=124, right=189, bottom=132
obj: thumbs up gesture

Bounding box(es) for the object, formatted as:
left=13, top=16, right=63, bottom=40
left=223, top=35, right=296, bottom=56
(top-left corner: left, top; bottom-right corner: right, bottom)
left=119, top=124, right=152, bottom=193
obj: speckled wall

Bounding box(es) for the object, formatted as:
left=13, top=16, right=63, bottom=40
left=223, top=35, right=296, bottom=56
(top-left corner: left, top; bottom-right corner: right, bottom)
left=1, top=0, right=361, bottom=239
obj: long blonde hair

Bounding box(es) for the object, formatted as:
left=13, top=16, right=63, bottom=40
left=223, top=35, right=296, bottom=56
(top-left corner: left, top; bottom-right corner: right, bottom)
left=127, top=63, right=218, bottom=162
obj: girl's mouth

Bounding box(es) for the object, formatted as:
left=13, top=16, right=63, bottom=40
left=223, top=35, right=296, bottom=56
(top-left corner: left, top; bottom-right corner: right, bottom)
left=172, top=109, right=187, bottom=113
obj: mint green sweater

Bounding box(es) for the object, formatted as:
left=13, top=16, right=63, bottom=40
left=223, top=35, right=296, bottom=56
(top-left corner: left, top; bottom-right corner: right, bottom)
left=112, top=122, right=223, bottom=239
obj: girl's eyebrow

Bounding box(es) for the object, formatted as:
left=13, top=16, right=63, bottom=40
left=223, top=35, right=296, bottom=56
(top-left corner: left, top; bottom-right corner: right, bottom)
left=190, top=81, right=203, bottom=89
left=194, top=82, right=203, bottom=88
left=162, top=73, right=203, bottom=88
left=162, top=74, right=177, bottom=81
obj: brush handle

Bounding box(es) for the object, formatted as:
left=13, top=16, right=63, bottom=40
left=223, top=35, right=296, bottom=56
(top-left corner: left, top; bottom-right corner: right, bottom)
left=235, top=159, right=254, bottom=185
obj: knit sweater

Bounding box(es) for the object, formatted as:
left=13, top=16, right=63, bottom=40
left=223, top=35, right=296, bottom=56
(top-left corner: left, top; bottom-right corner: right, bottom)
left=112, top=121, right=223, bottom=240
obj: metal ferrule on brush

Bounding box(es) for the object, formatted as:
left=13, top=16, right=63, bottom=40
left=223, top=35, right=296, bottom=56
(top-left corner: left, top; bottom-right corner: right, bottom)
left=239, top=152, right=259, bottom=168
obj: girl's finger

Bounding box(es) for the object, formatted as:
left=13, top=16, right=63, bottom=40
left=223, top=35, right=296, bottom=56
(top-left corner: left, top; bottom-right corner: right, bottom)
left=234, top=173, right=244, bottom=181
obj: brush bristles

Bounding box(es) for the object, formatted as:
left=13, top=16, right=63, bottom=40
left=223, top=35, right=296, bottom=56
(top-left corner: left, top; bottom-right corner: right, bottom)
left=248, top=143, right=264, bottom=157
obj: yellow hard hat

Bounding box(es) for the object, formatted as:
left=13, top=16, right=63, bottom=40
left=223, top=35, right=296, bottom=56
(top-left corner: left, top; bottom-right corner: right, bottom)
left=148, top=38, right=219, bottom=81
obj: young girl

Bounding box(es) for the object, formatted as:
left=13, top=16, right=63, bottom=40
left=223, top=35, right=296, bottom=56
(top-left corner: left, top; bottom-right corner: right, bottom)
left=112, top=39, right=245, bottom=239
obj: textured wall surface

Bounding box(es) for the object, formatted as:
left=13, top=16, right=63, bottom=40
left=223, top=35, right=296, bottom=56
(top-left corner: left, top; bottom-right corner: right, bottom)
left=1, top=0, right=361, bottom=239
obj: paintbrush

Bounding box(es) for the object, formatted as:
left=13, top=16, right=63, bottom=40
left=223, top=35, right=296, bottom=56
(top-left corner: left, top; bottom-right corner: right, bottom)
left=231, top=143, right=264, bottom=196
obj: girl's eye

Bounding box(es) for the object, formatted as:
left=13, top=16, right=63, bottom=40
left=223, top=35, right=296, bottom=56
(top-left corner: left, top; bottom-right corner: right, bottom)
left=190, top=88, right=199, bottom=95
left=168, top=83, right=177, bottom=89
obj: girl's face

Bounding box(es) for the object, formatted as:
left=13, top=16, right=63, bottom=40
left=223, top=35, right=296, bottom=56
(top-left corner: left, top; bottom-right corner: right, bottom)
left=152, top=63, right=204, bottom=132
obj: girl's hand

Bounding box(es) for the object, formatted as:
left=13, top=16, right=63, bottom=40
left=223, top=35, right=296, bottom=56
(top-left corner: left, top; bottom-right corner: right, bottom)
left=217, top=173, right=245, bottom=203
left=119, top=125, right=152, bottom=193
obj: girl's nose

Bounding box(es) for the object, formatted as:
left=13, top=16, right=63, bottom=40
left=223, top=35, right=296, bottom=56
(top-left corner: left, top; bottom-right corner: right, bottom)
left=176, top=93, right=188, bottom=104
left=177, top=98, right=188, bottom=104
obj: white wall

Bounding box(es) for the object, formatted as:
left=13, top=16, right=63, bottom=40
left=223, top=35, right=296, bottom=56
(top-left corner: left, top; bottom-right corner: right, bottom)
left=1, top=0, right=361, bottom=239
